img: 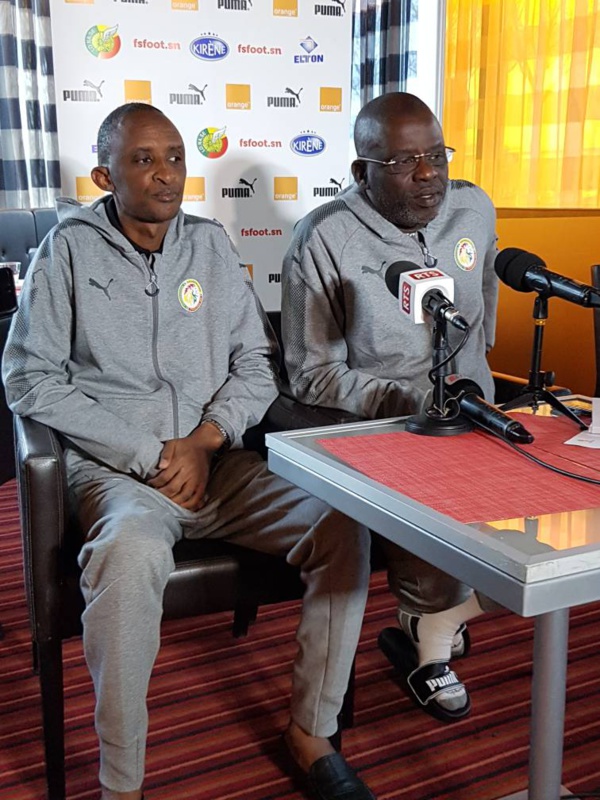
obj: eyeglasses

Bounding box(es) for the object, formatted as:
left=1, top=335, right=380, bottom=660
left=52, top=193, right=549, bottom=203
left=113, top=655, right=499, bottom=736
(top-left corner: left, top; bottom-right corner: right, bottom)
left=355, top=147, right=455, bottom=175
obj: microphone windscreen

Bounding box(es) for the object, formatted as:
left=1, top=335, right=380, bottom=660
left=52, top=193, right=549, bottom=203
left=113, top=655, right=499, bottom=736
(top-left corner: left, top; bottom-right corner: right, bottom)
left=494, top=248, right=546, bottom=292
left=384, top=261, right=419, bottom=298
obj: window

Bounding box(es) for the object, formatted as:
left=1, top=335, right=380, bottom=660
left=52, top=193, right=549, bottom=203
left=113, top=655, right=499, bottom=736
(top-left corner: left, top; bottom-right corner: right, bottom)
left=443, top=0, right=600, bottom=208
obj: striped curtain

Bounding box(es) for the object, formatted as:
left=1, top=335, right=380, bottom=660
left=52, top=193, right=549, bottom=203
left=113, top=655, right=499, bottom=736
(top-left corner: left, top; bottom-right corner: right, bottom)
left=351, top=0, right=418, bottom=120
left=0, top=0, right=61, bottom=209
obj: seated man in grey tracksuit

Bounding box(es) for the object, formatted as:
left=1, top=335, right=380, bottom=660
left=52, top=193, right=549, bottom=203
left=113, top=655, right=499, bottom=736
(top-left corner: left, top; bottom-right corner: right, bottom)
left=2, top=104, right=376, bottom=800
left=282, top=92, right=500, bottom=724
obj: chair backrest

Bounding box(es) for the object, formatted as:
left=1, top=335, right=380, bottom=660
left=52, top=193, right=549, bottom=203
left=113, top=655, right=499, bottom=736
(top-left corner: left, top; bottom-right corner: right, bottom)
left=592, top=265, right=600, bottom=397
left=0, top=209, right=38, bottom=270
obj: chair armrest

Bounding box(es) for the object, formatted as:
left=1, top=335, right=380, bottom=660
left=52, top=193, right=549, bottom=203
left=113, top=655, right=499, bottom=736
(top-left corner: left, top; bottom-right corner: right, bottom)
left=14, top=416, right=69, bottom=641
left=265, top=393, right=364, bottom=431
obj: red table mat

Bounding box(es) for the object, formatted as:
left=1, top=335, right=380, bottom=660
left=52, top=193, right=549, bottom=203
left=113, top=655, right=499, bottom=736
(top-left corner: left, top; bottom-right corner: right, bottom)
left=316, top=414, right=600, bottom=524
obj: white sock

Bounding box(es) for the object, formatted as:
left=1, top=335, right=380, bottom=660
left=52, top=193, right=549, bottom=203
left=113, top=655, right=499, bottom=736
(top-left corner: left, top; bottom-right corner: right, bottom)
left=400, top=593, right=483, bottom=665
left=399, top=593, right=484, bottom=711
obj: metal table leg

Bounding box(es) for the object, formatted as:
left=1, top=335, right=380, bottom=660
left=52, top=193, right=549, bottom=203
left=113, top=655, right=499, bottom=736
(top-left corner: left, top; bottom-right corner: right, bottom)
left=500, top=608, right=570, bottom=800
left=529, top=608, right=570, bottom=800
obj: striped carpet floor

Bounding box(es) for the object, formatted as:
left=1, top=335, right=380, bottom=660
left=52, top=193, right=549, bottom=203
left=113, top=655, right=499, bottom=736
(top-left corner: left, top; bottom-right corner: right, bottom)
left=1, top=478, right=599, bottom=800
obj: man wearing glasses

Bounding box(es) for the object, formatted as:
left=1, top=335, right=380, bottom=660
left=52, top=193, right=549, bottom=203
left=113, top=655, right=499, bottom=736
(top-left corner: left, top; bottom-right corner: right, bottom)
left=281, top=92, right=499, bottom=725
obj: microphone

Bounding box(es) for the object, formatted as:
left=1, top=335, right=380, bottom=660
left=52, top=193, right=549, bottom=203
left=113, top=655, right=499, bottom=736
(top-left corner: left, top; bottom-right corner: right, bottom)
left=445, top=375, right=534, bottom=444
left=384, top=262, right=469, bottom=331
left=495, top=248, right=600, bottom=307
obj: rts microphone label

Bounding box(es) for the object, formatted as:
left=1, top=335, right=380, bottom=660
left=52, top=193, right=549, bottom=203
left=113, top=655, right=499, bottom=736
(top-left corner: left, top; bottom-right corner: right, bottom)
left=401, top=281, right=412, bottom=315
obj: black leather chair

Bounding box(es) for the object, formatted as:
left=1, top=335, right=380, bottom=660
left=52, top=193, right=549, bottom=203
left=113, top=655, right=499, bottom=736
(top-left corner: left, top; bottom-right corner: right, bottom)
left=16, top=405, right=347, bottom=800
left=0, top=267, right=18, bottom=486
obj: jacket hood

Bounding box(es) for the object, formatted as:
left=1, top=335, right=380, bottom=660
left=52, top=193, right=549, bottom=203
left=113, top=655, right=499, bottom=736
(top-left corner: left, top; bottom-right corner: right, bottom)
left=54, top=195, right=185, bottom=256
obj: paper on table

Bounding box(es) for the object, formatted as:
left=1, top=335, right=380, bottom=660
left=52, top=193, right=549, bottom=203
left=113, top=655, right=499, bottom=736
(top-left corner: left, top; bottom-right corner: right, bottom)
left=565, top=431, right=600, bottom=449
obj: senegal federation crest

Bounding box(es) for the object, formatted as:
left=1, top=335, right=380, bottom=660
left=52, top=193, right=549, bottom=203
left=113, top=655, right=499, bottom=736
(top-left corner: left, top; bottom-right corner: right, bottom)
left=178, top=279, right=203, bottom=312
left=85, top=24, right=121, bottom=59
left=197, top=126, right=228, bottom=159
left=454, top=238, right=477, bottom=271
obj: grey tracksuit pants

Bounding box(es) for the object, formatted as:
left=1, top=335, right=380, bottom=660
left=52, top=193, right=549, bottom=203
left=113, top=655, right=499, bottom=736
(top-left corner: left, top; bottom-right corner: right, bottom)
left=66, top=448, right=371, bottom=794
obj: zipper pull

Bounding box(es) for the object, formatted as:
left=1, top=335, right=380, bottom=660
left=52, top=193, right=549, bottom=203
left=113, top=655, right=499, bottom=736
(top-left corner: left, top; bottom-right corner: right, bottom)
left=145, top=273, right=159, bottom=297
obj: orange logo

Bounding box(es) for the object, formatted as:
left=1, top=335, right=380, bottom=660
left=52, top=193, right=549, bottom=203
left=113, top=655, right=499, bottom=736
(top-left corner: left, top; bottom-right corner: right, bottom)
left=226, top=84, right=251, bottom=110
left=184, top=177, right=206, bottom=202
left=320, top=87, right=342, bottom=112
left=273, top=0, right=297, bottom=15
left=124, top=80, right=152, bottom=104
left=76, top=177, right=105, bottom=204
left=274, top=177, right=298, bottom=200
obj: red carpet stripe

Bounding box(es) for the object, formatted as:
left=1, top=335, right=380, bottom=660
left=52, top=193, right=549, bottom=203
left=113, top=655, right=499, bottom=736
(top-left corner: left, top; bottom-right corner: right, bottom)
left=1, top=478, right=599, bottom=799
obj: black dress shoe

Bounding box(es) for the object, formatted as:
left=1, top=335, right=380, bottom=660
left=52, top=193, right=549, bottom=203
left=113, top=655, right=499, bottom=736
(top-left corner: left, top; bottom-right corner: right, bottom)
left=307, top=752, right=376, bottom=800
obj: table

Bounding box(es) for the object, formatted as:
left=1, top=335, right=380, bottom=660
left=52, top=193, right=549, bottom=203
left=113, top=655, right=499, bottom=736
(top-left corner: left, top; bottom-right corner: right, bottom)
left=266, top=399, right=599, bottom=800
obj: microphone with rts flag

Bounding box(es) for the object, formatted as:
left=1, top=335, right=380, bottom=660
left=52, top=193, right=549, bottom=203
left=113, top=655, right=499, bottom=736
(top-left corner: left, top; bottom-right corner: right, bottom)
left=384, top=260, right=534, bottom=442
left=385, top=261, right=473, bottom=436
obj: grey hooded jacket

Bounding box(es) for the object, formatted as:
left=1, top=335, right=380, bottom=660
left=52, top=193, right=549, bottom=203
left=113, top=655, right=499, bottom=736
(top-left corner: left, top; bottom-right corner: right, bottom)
left=282, top=180, right=498, bottom=419
left=2, top=197, right=279, bottom=479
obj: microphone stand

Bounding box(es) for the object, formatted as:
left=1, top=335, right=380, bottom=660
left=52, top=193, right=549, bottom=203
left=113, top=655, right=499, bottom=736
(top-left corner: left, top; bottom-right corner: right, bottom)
left=499, top=295, right=587, bottom=430
left=405, top=316, right=472, bottom=436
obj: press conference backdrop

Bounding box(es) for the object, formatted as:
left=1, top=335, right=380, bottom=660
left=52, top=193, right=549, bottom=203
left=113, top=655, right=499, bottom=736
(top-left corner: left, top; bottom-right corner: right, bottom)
left=49, top=0, right=353, bottom=310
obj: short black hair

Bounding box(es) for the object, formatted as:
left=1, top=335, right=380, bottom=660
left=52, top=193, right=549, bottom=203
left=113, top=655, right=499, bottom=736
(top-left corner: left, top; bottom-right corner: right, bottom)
left=96, top=103, right=166, bottom=167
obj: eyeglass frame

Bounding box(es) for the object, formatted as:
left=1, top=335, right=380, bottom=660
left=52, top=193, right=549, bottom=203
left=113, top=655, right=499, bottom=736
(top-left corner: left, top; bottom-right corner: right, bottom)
left=354, top=147, right=456, bottom=174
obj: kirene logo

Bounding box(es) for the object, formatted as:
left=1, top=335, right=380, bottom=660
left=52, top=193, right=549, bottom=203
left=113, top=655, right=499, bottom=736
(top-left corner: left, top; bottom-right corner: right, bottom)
left=197, top=126, right=228, bottom=158
left=63, top=79, right=105, bottom=102
left=274, top=176, right=298, bottom=200
left=314, top=0, right=345, bottom=14
left=169, top=83, right=207, bottom=105
left=273, top=0, right=297, bottom=15
left=290, top=132, right=325, bottom=157
left=226, top=84, right=251, bottom=110
left=190, top=34, right=229, bottom=61
left=85, top=24, right=121, bottom=59
left=410, top=269, right=444, bottom=280
left=172, top=0, right=198, bottom=9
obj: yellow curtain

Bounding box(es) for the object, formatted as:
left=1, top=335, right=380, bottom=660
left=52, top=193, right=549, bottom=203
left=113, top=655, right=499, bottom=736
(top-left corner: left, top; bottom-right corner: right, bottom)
left=443, top=0, right=600, bottom=208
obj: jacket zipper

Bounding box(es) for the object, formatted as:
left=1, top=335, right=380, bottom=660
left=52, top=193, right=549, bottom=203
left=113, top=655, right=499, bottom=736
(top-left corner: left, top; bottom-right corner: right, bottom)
left=144, top=254, right=180, bottom=438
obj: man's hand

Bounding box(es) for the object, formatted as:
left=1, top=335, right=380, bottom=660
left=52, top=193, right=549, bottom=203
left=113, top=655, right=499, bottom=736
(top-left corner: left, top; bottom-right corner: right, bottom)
left=147, top=422, right=227, bottom=511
